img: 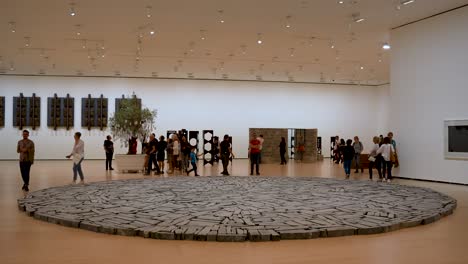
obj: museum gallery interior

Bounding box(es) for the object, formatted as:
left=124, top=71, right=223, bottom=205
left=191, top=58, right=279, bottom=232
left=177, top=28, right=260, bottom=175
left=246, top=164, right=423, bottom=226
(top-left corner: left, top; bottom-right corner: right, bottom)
left=1, top=0, right=468, bottom=263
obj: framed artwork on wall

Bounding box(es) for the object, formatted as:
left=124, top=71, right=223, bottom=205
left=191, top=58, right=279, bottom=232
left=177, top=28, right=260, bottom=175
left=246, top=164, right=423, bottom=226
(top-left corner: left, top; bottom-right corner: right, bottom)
left=81, top=94, right=108, bottom=130
left=0, top=96, right=4, bottom=127
left=13, top=93, right=41, bottom=130
left=47, top=93, right=74, bottom=130
left=444, top=119, right=468, bottom=160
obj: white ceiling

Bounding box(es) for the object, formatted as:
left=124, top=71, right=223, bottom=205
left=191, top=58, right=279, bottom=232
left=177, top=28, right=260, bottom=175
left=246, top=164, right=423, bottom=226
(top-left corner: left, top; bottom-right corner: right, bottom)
left=1, top=0, right=467, bottom=85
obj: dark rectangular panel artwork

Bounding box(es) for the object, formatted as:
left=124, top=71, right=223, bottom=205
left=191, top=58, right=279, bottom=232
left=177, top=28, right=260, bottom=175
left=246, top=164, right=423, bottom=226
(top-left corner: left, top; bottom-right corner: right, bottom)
left=0, top=96, right=4, bottom=127
left=13, top=93, right=41, bottom=130
left=47, top=94, right=74, bottom=130
left=448, top=126, right=468, bottom=153
left=81, top=94, right=108, bottom=130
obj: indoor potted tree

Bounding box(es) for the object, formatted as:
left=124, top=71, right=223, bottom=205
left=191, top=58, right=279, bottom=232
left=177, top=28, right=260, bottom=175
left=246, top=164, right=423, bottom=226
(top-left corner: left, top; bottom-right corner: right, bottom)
left=109, top=95, right=156, bottom=172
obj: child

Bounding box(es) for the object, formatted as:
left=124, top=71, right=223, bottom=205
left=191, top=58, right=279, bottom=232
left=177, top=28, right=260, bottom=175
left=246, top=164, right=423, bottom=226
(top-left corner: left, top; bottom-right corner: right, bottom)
left=186, top=147, right=202, bottom=176
left=343, top=139, right=355, bottom=179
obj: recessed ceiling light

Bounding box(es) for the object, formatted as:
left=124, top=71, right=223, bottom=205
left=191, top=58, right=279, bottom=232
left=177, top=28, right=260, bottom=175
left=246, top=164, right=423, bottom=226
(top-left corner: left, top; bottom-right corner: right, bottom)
left=338, top=1, right=345, bottom=4
left=149, top=30, right=155, bottom=35
left=360, top=66, right=364, bottom=70
left=382, top=43, right=391, bottom=50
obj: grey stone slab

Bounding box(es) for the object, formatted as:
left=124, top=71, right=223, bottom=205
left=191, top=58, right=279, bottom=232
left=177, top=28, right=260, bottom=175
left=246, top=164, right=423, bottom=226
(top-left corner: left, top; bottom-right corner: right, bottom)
left=17, top=176, right=456, bottom=242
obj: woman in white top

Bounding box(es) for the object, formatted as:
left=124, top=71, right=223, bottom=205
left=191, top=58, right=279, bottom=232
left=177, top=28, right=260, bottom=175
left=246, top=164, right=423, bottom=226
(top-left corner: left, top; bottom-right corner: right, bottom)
left=368, top=136, right=382, bottom=180
left=376, top=137, right=395, bottom=183
left=172, top=135, right=180, bottom=171
left=66, top=132, right=85, bottom=184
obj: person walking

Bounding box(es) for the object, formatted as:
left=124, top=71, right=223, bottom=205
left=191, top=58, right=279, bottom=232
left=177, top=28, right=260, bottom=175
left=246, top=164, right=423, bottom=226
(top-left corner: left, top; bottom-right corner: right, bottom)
left=103, top=135, right=114, bottom=170
left=17, top=130, right=35, bottom=192
left=343, top=139, right=355, bottom=179
left=279, top=137, right=287, bottom=165
left=157, top=135, right=167, bottom=173
left=66, top=132, right=85, bottom=184
left=172, top=135, right=180, bottom=171
left=368, top=136, right=382, bottom=180
left=166, top=138, right=174, bottom=174
left=249, top=134, right=261, bottom=175
left=220, top=134, right=232, bottom=175
left=181, top=136, right=191, bottom=174
left=257, top=134, right=264, bottom=164
left=146, top=133, right=160, bottom=175
left=353, top=136, right=364, bottom=173
left=186, top=147, right=201, bottom=176
left=377, top=137, right=395, bottom=183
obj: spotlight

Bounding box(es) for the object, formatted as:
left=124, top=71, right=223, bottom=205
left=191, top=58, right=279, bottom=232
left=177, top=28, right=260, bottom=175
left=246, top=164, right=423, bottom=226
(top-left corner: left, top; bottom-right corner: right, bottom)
left=146, top=5, right=152, bottom=18
left=401, top=0, right=415, bottom=5
left=382, top=43, right=391, bottom=50
left=352, top=12, right=365, bottom=23
left=149, top=30, right=155, bottom=35
left=9, top=21, right=16, bottom=33
left=69, top=3, right=76, bottom=16
left=257, top=33, right=263, bottom=44
left=218, top=10, right=225, bottom=23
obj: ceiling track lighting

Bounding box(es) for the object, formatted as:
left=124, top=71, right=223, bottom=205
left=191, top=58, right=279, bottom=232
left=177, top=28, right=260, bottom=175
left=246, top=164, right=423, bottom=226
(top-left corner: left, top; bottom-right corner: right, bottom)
left=24, top=37, right=31, bottom=47
left=75, top=24, right=81, bottom=36
left=257, top=33, right=263, bottom=44
left=218, top=9, right=225, bottom=23
left=285, top=15, right=292, bottom=28
left=200, top=29, right=206, bottom=40
left=352, top=12, right=365, bottom=23
left=146, top=5, right=152, bottom=18
left=9, top=21, right=16, bottom=33
left=401, top=0, right=415, bottom=5
left=240, top=44, right=247, bottom=54
left=69, top=2, right=76, bottom=16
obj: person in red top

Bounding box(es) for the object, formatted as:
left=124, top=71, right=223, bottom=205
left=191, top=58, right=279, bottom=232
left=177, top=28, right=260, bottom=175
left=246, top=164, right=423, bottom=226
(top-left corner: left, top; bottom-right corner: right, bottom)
left=249, top=133, right=261, bottom=175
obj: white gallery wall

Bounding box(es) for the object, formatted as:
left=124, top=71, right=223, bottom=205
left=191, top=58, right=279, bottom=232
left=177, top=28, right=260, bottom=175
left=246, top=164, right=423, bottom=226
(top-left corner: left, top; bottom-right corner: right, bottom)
left=0, top=75, right=389, bottom=160
left=390, top=6, right=468, bottom=184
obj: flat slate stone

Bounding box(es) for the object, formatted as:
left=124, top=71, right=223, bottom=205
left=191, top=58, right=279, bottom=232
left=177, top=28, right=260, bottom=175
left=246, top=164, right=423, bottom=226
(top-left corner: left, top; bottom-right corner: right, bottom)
left=17, top=176, right=456, bottom=242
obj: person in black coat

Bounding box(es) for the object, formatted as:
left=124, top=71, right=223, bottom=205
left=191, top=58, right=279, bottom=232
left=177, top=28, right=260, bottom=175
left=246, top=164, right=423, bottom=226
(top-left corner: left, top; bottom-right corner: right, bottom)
left=343, top=139, right=355, bottom=179
left=279, top=137, right=287, bottom=164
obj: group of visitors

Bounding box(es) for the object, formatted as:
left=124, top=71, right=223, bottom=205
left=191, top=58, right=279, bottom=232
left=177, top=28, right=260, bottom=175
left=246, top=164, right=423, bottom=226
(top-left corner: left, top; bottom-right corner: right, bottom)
left=334, top=132, right=398, bottom=182
left=17, top=130, right=399, bottom=195
left=17, top=130, right=86, bottom=194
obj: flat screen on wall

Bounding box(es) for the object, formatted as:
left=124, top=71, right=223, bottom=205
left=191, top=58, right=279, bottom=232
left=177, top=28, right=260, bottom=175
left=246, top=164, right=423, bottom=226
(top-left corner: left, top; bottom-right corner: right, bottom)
left=444, top=120, right=468, bottom=160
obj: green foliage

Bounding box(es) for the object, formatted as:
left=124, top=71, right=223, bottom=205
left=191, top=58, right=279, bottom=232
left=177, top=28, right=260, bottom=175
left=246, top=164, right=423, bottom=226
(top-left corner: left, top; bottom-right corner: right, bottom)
left=109, top=96, right=156, bottom=146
